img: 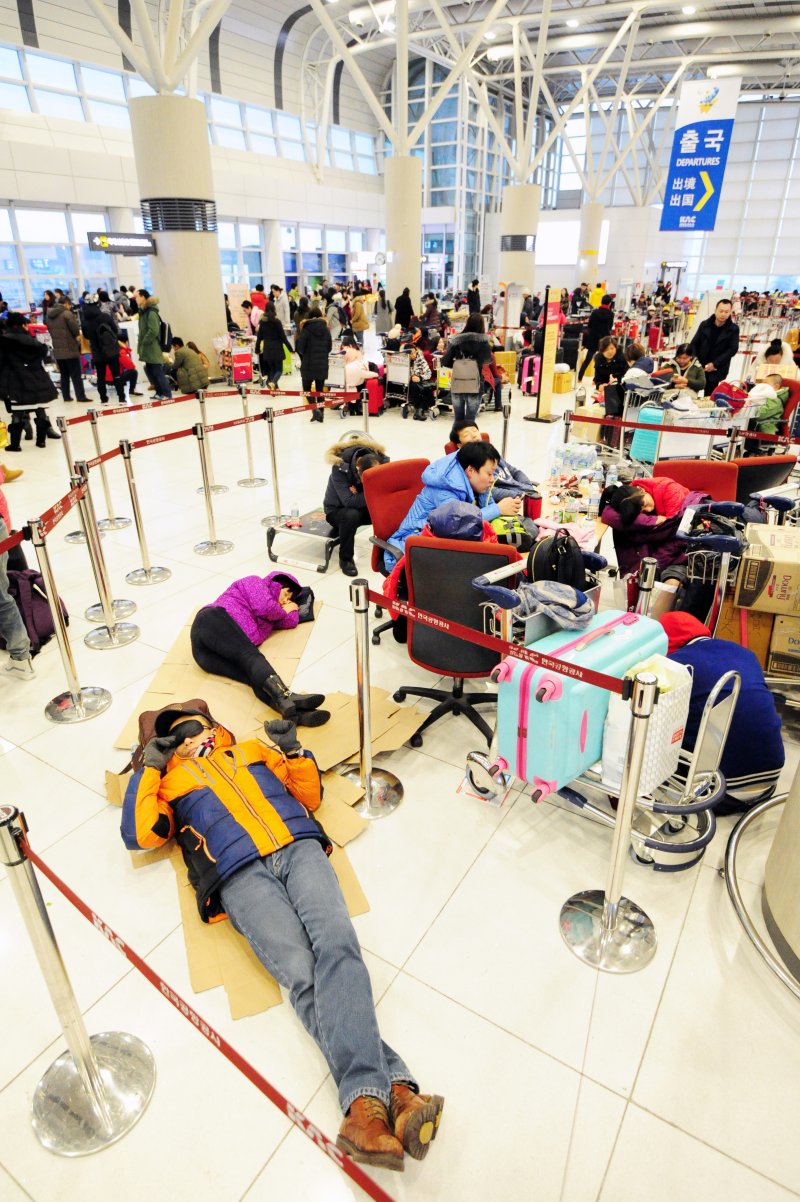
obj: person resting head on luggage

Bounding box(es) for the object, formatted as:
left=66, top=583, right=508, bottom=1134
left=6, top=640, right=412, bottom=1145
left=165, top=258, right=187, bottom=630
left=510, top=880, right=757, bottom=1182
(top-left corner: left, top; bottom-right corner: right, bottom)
left=324, top=438, right=389, bottom=577
left=659, top=612, right=784, bottom=814
left=748, top=376, right=790, bottom=437
left=598, top=476, right=707, bottom=578
left=386, top=441, right=521, bottom=570
left=621, top=341, right=655, bottom=385
left=189, top=571, right=330, bottom=726
left=121, top=709, right=444, bottom=1170
left=449, top=419, right=536, bottom=502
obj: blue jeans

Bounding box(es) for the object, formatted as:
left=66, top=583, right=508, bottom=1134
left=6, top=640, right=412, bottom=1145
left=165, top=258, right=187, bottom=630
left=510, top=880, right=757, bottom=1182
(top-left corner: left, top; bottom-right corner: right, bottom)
left=451, top=392, right=480, bottom=421
left=219, top=840, right=415, bottom=1113
left=0, top=518, right=31, bottom=660
left=144, top=362, right=173, bottom=398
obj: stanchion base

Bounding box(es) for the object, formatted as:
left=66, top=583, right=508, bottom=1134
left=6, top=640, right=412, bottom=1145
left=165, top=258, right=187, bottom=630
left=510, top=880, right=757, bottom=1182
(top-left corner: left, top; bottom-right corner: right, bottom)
left=238, top=477, right=269, bottom=489
left=125, top=566, right=172, bottom=586
left=84, top=622, right=140, bottom=650
left=85, top=598, right=137, bottom=621
left=45, top=686, right=112, bottom=723
left=195, top=484, right=229, bottom=495
left=32, top=1031, right=155, bottom=1157
left=261, top=514, right=291, bottom=528
left=65, top=530, right=104, bottom=544
left=339, top=766, right=404, bottom=819
left=559, top=889, right=657, bottom=973
left=97, top=517, right=132, bottom=532
left=194, top=539, right=234, bottom=556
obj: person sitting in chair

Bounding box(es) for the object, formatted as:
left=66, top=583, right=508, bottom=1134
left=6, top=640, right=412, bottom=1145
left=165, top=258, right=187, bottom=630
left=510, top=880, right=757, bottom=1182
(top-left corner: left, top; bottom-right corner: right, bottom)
left=324, top=438, right=388, bottom=577
left=121, top=708, right=443, bottom=1170
left=386, top=440, right=521, bottom=569
left=449, top=419, right=536, bottom=502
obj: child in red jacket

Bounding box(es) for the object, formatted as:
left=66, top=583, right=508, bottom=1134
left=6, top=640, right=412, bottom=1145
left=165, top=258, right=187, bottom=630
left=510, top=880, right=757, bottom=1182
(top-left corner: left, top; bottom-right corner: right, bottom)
left=105, top=332, right=141, bottom=400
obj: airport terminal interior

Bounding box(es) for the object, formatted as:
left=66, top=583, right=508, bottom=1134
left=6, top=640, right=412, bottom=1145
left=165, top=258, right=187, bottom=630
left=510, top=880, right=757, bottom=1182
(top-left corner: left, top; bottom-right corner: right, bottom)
left=1, top=0, right=800, bottom=1200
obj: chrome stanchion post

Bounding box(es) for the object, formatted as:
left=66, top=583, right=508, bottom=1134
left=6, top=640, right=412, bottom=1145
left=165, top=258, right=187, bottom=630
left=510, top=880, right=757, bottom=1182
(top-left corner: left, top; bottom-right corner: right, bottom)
left=725, top=425, right=740, bottom=462
left=260, top=405, right=290, bottom=527
left=28, top=519, right=112, bottom=722
left=560, top=671, right=659, bottom=973
left=237, top=384, right=268, bottom=488
left=195, top=389, right=228, bottom=495
left=193, top=423, right=233, bottom=555
left=56, top=416, right=94, bottom=545
left=562, top=408, right=573, bottom=445
left=634, top=557, right=657, bottom=616
left=73, top=462, right=140, bottom=648
left=0, top=806, right=155, bottom=1155
left=87, top=408, right=130, bottom=531
left=361, top=389, right=370, bottom=435
left=501, top=398, right=511, bottom=460
left=340, top=579, right=403, bottom=819
left=119, top=440, right=171, bottom=585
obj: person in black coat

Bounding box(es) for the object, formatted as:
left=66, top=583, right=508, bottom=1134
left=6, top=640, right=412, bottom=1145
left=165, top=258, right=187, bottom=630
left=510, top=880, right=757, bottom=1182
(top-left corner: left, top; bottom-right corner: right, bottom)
left=0, top=313, right=60, bottom=449
left=467, top=280, right=481, bottom=314
left=394, top=287, right=414, bottom=330
left=255, top=303, right=293, bottom=390
left=80, top=298, right=125, bottom=404
left=323, top=438, right=389, bottom=575
left=577, top=295, right=615, bottom=381
left=591, top=336, right=628, bottom=399
left=687, top=299, right=740, bottom=395
left=295, top=308, right=332, bottom=422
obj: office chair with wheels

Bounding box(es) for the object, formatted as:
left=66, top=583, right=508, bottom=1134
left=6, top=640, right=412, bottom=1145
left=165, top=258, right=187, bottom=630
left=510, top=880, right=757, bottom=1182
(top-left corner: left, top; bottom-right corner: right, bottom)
left=360, top=458, right=430, bottom=646
left=394, top=536, right=521, bottom=747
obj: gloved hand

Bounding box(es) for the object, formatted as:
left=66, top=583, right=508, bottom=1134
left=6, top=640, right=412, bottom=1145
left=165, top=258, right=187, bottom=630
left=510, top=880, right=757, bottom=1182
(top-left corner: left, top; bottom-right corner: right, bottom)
left=264, top=719, right=302, bottom=756
left=142, top=735, right=177, bottom=771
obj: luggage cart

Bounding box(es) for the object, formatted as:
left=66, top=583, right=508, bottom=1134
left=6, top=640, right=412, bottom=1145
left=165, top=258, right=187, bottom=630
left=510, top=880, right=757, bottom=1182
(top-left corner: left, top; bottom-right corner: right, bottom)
left=326, top=353, right=346, bottom=389
left=266, top=509, right=340, bottom=573
left=384, top=350, right=410, bottom=407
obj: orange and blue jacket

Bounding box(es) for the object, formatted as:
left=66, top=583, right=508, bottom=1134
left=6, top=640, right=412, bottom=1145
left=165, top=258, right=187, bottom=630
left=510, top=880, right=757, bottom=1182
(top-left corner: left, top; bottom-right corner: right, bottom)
left=121, top=728, right=330, bottom=922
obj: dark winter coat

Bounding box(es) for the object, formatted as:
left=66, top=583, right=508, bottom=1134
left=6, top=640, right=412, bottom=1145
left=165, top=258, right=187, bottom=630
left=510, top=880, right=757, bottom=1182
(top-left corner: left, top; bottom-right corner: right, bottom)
left=44, top=304, right=81, bottom=360
left=0, top=327, right=58, bottom=411
left=467, top=286, right=481, bottom=314
left=593, top=349, right=628, bottom=388
left=584, top=304, right=614, bottom=351
left=440, top=331, right=494, bottom=391
left=394, top=292, right=414, bottom=329
left=81, top=301, right=121, bottom=361
left=295, top=317, right=332, bottom=382
left=255, top=317, right=293, bottom=370
left=323, top=439, right=389, bottom=514
left=688, top=315, right=740, bottom=379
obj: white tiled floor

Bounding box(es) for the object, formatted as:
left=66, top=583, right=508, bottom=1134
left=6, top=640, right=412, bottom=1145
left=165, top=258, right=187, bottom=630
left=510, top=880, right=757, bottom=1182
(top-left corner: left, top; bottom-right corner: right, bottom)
left=1, top=369, right=798, bottom=1202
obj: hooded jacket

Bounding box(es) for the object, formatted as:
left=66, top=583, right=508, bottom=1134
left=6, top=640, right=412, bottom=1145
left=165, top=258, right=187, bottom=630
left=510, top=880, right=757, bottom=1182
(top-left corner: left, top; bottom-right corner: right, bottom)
left=121, top=725, right=329, bottom=922
left=0, top=326, right=58, bottom=409
left=255, top=316, right=292, bottom=368
left=600, top=478, right=707, bottom=576
left=80, top=300, right=121, bottom=360
left=209, top=570, right=302, bottom=646
left=386, top=451, right=503, bottom=568
left=172, top=345, right=209, bottom=393
left=295, top=316, right=332, bottom=381
left=350, top=298, right=369, bottom=332
left=323, top=439, right=389, bottom=513
left=440, top=331, right=494, bottom=384
left=137, top=296, right=165, bottom=364
left=44, top=303, right=81, bottom=360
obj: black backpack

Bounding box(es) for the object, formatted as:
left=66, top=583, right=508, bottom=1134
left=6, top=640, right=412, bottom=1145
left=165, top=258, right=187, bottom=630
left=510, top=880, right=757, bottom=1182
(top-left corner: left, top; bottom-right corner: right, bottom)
left=158, top=318, right=173, bottom=353
left=527, top=529, right=587, bottom=590
left=0, top=568, right=69, bottom=657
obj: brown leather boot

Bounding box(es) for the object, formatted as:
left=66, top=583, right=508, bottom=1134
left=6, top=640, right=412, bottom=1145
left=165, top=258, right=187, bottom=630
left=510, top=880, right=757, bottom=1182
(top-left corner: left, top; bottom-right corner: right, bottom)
left=336, top=1096, right=404, bottom=1171
left=389, top=1083, right=444, bottom=1161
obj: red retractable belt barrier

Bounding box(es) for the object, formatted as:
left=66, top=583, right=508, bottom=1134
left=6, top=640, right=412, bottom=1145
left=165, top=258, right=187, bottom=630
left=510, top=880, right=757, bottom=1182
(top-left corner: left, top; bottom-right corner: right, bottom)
left=366, top=588, right=625, bottom=694
left=0, top=527, right=26, bottom=553
left=573, top=413, right=791, bottom=444
left=85, top=447, right=121, bottom=469
left=129, top=427, right=197, bottom=452
left=37, top=482, right=87, bottom=536
left=63, top=412, right=92, bottom=427
left=201, top=414, right=264, bottom=434
left=19, top=837, right=396, bottom=1202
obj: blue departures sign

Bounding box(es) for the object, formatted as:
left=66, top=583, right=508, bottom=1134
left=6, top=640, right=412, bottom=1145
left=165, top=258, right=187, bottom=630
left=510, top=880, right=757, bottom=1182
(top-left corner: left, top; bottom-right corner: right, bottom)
left=660, top=77, right=741, bottom=233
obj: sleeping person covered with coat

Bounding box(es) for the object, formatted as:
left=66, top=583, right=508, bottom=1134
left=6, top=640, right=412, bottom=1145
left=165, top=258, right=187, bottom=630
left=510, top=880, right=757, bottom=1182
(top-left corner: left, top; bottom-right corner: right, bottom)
left=597, top=475, right=707, bottom=580
left=190, top=571, right=330, bottom=725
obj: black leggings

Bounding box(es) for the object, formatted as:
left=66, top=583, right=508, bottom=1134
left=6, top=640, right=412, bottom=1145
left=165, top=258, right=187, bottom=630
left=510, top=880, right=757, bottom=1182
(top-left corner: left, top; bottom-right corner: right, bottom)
left=190, top=606, right=277, bottom=700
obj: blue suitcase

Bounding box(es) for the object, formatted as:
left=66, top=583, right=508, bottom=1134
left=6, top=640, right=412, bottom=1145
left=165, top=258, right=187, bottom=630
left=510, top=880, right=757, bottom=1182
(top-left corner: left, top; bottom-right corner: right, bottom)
left=492, top=609, right=667, bottom=800
left=629, top=404, right=665, bottom=463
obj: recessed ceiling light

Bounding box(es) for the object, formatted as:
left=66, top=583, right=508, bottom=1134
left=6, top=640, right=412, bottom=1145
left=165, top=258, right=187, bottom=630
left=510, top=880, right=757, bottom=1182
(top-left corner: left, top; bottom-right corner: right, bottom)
left=682, top=5, right=696, bottom=12
left=566, top=18, right=579, bottom=27
left=485, top=30, right=497, bottom=39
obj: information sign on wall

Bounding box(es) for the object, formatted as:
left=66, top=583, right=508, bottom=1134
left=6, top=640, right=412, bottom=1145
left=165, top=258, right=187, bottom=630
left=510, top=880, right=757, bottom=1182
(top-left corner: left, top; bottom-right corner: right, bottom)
left=660, top=77, right=741, bottom=233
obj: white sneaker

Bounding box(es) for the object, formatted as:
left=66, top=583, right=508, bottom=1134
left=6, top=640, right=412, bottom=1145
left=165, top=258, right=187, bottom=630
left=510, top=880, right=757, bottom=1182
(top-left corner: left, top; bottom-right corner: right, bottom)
left=4, top=657, right=36, bottom=681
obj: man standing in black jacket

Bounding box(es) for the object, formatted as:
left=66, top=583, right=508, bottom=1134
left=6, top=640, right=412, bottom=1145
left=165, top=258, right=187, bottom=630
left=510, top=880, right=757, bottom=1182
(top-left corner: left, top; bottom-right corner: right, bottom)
left=467, top=279, right=481, bottom=313
left=688, top=299, right=740, bottom=395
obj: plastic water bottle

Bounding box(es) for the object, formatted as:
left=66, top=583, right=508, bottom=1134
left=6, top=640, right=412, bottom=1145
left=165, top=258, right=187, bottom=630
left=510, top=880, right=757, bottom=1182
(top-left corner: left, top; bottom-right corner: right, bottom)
left=587, top=476, right=602, bottom=521
left=606, top=463, right=619, bottom=489
left=287, top=501, right=301, bottom=529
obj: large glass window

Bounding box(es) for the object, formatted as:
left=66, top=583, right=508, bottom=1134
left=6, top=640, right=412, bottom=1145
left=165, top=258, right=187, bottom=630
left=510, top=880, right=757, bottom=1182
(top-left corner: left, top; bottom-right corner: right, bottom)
left=16, top=209, right=69, bottom=242
left=35, top=91, right=85, bottom=121
left=0, top=45, right=22, bottom=78
left=27, top=54, right=76, bottom=90
left=0, top=80, right=30, bottom=112
left=81, top=66, right=125, bottom=101
left=210, top=96, right=242, bottom=125
left=89, top=100, right=129, bottom=128
left=246, top=105, right=273, bottom=133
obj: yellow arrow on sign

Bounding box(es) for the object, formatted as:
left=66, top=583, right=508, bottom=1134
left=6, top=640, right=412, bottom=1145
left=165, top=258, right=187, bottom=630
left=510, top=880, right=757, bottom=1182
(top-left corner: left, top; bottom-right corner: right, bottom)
left=694, top=171, right=714, bottom=212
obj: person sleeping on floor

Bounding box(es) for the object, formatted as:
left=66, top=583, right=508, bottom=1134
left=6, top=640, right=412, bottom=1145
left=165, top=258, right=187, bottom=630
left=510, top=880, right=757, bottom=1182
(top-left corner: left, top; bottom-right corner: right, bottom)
left=190, top=570, right=330, bottom=726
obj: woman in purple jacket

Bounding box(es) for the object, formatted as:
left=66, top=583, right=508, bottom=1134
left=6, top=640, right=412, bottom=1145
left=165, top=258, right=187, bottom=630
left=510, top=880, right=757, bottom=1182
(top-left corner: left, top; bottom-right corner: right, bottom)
left=190, top=571, right=330, bottom=726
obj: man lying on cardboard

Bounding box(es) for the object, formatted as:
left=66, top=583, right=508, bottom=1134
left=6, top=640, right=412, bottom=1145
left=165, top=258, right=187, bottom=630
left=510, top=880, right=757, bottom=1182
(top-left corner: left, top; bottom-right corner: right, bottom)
left=121, top=705, right=443, bottom=1173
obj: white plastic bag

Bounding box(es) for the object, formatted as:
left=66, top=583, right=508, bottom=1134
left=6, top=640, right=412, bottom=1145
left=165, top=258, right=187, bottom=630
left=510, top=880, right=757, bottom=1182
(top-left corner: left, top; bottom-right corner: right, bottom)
left=601, top=655, right=692, bottom=795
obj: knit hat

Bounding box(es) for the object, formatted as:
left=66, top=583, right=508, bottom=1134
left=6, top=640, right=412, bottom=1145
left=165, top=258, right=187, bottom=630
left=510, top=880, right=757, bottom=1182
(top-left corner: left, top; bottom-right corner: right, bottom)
left=659, top=611, right=711, bottom=654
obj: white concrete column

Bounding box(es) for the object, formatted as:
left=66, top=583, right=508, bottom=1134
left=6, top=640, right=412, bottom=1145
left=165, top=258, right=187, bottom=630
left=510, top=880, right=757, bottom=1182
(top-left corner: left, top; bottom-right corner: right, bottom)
left=262, top=219, right=285, bottom=289
left=498, top=183, right=540, bottom=290
left=128, top=94, right=226, bottom=362
left=107, top=206, right=136, bottom=291
left=577, top=202, right=604, bottom=287
left=385, top=155, right=422, bottom=310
